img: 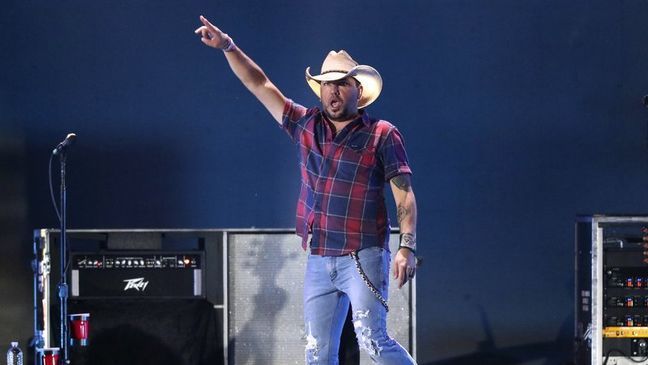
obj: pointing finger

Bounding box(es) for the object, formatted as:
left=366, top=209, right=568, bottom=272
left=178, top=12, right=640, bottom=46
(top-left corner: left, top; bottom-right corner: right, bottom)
left=200, top=15, right=217, bottom=31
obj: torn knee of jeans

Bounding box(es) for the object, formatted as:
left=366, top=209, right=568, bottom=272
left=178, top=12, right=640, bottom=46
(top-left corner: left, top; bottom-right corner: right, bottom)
left=305, top=323, right=320, bottom=362
left=352, top=310, right=383, bottom=358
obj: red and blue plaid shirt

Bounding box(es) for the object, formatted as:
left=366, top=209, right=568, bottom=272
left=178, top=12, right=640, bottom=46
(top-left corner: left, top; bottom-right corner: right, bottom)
left=281, top=99, right=412, bottom=256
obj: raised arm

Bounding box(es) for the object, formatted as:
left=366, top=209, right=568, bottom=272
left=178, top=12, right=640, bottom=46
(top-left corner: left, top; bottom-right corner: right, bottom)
left=195, top=15, right=287, bottom=124
left=390, top=174, right=418, bottom=288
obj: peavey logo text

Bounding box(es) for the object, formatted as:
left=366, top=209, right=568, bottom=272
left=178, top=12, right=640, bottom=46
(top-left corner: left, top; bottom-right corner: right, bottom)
left=123, top=277, right=149, bottom=291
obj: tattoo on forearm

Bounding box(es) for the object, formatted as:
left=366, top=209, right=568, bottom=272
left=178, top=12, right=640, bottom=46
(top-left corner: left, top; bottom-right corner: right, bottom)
left=397, top=203, right=410, bottom=224
left=392, top=175, right=412, bottom=192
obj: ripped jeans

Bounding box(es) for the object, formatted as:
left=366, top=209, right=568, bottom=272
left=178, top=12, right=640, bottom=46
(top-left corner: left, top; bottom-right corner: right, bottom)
left=303, top=246, right=416, bottom=365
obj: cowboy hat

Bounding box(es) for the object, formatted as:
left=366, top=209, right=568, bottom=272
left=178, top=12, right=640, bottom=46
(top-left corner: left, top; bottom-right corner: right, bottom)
left=305, top=50, right=382, bottom=109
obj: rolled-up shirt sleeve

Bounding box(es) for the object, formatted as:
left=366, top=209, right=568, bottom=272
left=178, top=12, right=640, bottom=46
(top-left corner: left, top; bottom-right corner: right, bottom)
left=281, top=99, right=309, bottom=142
left=380, top=127, right=412, bottom=181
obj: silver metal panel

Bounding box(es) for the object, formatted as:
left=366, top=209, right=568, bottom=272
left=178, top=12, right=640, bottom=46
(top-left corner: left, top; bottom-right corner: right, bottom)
left=194, top=269, right=202, bottom=296
left=71, top=270, right=79, bottom=296
left=39, top=229, right=52, bottom=348
left=227, top=232, right=414, bottom=365
left=592, top=219, right=603, bottom=365
left=223, top=231, right=230, bottom=365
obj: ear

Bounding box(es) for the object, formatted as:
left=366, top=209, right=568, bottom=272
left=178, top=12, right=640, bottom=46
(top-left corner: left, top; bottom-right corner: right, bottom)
left=357, top=84, right=363, bottom=101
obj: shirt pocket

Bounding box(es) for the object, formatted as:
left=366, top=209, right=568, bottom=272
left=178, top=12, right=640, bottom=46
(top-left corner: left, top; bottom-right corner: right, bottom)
left=350, top=145, right=377, bottom=168
left=334, top=144, right=377, bottom=183
left=346, top=132, right=378, bottom=166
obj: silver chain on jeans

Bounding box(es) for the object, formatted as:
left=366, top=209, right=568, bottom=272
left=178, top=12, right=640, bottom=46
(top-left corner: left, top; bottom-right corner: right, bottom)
left=350, top=252, right=389, bottom=312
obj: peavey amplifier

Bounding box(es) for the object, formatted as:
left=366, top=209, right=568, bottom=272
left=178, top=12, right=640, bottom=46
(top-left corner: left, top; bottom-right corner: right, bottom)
left=69, top=252, right=204, bottom=299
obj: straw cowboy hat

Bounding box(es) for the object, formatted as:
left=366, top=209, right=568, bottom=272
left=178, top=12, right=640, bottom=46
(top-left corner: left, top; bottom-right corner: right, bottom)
left=305, top=50, right=383, bottom=109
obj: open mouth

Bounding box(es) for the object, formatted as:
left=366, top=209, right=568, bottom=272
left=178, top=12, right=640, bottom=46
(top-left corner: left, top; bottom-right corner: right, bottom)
left=330, top=99, right=341, bottom=109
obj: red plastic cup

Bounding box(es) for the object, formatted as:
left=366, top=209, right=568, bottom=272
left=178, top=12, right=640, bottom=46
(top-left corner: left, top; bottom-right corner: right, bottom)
left=41, top=347, right=60, bottom=365
left=69, top=313, right=91, bottom=346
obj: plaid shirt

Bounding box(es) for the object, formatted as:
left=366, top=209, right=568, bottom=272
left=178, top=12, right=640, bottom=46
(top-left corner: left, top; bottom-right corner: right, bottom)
left=281, top=99, right=412, bottom=256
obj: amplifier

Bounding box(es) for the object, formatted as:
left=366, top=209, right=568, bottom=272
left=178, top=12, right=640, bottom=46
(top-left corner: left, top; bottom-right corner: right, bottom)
left=69, top=252, right=204, bottom=299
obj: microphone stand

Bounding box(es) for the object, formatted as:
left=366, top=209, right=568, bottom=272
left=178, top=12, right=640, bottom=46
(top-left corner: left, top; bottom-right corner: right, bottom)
left=58, top=150, right=70, bottom=364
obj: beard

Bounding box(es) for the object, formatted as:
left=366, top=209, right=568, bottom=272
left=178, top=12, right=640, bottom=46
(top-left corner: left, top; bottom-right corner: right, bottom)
left=322, top=99, right=358, bottom=122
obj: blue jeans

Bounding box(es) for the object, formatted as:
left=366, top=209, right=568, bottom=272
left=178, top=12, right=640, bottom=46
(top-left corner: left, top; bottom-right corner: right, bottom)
left=303, top=246, right=416, bottom=364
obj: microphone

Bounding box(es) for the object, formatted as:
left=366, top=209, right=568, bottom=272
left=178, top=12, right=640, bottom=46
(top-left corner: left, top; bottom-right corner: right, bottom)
left=52, top=133, right=77, bottom=155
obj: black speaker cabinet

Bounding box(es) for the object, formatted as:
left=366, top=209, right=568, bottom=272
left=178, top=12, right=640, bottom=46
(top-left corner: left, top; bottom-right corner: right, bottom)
left=64, top=299, right=222, bottom=365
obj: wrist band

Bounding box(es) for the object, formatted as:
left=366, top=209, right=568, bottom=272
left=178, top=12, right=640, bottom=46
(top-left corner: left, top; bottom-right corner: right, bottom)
left=222, top=37, right=236, bottom=52
left=399, top=233, right=416, bottom=253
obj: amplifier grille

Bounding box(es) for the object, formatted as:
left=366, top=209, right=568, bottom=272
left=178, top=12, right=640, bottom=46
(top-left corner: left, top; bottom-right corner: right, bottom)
left=227, top=232, right=414, bottom=364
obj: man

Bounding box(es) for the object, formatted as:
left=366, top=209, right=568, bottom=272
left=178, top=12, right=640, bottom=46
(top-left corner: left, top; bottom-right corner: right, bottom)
left=195, top=15, right=418, bottom=365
